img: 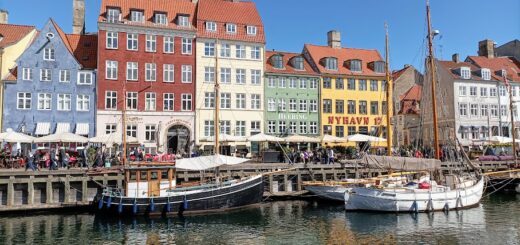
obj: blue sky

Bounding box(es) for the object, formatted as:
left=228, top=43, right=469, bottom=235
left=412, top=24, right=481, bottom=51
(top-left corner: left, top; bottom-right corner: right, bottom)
left=2, top=0, right=519, bottom=72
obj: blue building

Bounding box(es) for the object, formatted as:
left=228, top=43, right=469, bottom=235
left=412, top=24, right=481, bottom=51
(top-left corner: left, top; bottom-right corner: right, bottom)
left=2, top=19, right=97, bottom=137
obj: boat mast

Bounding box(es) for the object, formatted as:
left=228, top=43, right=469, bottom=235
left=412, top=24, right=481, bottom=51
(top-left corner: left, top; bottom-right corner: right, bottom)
left=122, top=81, right=127, bottom=165
left=426, top=0, right=441, bottom=160
left=385, top=22, right=393, bottom=156
left=507, top=77, right=517, bottom=163
left=214, top=39, right=220, bottom=155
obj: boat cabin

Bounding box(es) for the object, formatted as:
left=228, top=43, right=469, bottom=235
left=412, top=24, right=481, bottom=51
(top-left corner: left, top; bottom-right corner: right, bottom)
left=124, top=163, right=176, bottom=198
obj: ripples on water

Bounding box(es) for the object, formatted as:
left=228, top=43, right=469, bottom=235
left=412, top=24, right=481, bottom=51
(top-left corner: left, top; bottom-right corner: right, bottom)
left=0, top=194, right=519, bottom=245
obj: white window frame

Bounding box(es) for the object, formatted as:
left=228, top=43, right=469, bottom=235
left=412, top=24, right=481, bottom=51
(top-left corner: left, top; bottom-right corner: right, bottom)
left=461, top=67, right=471, bottom=79
left=267, top=77, right=276, bottom=88
left=204, top=121, right=214, bottom=137
left=40, top=69, right=51, bottom=82
left=126, top=125, right=137, bottom=138
left=105, top=91, right=117, bottom=110
left=77, top=72, right=93, bottom=85
left=146, top=35, right=157, bottom=52
left=268, top=98, right=276, bottom=111
left=57, top=94, right=72, bottom=111
left=163, top=64, right=174, bottom=83
left=204, top=42, right=215, bottom=57
left=299, top=99, right=307, bottom=112
left=126, top=62, right=138, bottom=81
left=59, top=70, right=71, bottom=83
left=251, top=94, right=261, bottom=110
left=181, top=65, right=192, bottom=83
left=235, top=45, right=246, bottom=58
left=17, top=92, right=31, bottom=110
left=251, top=46, right=261, bottom=60
left=220, top=93, right=231, bottom=109
left=37, top=93, right=52, bottom=111
left=105, top=124, right=117, bottom=134
left=220, top=68, right=231, bottom=84
left=145, top=125, right=157, bottom=142
left=204, top=92, right=215, bottom=108
left=178, top=15, right=190, bottom=27
left=164, top=36, right=174, bottom=53
left=236, top=93, right=246, bottom=109
left=107, top=8, right=120, bottom=23
left=204, top=66, right=215, bottom=83
left=76, top=94, right=90, bottom=111
left=235, top=121, right=246, bottom=137
left=163, top=93, right=174, bottom=111
left=310, top=122, right=318, bottom=134
left=206, top=21, right=217, bottom=32
left=459, top=86, right=467, bottom=96
left=127, top=33, right=138, bottom=51
left=154, top=13, right=167, bottom=25
left=130, top=10, right=144, bottom=22
left=481, top=68, right=491, bottom=80
left=43, top=48, right=55, bottom=61
left=106, top=60, right=118, bottom=80
left=251, top=69, right=261, bottom=85
left=220, top=43, right=231, bottom=57
left=226, top=23, right=237, bottom=33
left=246, top=25, right=257, bottom=35
left=181, top=38, right=192, bottom=55
left=268, top=121, right=276, bottom=134
left=126, top=92, right=138, bottom=110
left=236, top=69, right=246, bottom=84
left=310, top=100, right=318, bottom=112
left=145, top=63, right=157, bottom=82
left=22, top=68, right=32, bottom=81
left=181, top=93, right=192, bottom=111
left=278, top=98, right=286, bottom=111
left=106, top=32, right=118, bottom=49
left=145, top=92, right=156, bottom=111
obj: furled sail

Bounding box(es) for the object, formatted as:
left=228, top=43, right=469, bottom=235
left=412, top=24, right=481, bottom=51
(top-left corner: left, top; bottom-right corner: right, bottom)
left=361, top=155, right=441, bottom=171
left=175, top=154, right=249, bottom=170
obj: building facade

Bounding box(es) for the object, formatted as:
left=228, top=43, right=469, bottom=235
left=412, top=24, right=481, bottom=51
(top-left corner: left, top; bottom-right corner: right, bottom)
left=194, top=0, right=265, bottom=153
left=96, top=0, right=197, bottom=155
left=304, top=31, right=391, bottom=147
left=264, top=51, right=321, bottom=137
left=2, top=20, right=97, bottom=136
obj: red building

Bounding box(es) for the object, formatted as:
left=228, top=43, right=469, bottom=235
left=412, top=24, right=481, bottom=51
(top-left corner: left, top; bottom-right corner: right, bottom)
left=97, top=0, right=197, bottom=154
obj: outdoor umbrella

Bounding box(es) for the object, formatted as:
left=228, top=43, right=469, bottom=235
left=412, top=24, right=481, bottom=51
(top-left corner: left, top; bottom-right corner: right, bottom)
left=489, top=136, right=513, bottom=144
left=284, top=134, right=320, bottom=143
left=346, top=134, right=373, bottom=142
left=201, top=133, right=247, bottom=142
left=34, top=132, right=89, bottom=143
left=0, top=128, right=35, bottom=143
left=247, top=133, right=285, bottom=142
left=89, top=133, right=139, bottom=145
left=319, top=134, right=347, bottom=144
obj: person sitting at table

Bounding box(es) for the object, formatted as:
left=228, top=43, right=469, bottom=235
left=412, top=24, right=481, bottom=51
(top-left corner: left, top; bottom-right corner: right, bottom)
left=49, top=149, right=58, bottom=170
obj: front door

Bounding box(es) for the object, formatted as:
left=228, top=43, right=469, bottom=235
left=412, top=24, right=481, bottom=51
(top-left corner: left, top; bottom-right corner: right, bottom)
left=167, top=125, right=190, bottom=155
left=148, top=171, right=161, bottom=197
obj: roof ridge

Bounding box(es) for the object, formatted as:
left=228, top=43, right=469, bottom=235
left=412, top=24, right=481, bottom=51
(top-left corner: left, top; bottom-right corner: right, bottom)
left=49, top=19, right=74, bottom=54
left=0, top=23, right=36, bottom=28
left=305, top=43, right=379, bottom=52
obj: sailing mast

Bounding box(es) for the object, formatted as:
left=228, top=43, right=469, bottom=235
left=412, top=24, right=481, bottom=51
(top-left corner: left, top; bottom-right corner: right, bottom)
left=506, top=77, right=517, bottom=163
left=214, top=39, right=220, bottom=155
left=426, top=0, right=441, bottom=160
left=384, top=22, right=393, bottom=156
left=122, top=81, right=128, bottom=165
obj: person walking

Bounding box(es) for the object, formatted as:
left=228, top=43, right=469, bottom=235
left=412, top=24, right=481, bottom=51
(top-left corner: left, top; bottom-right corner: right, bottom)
left=49, top=149, right=58, bottom=170
left=327, top=147, right=335, bottom=165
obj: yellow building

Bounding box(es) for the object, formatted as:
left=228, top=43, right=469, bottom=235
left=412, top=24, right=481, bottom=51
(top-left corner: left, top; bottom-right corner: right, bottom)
left=0, top=18, right=38, bottom=130
left=304, top=31, right=392, bottom=148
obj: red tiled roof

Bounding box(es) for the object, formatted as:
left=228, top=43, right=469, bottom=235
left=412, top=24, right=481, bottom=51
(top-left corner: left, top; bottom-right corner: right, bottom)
left=437, top=60, right=490, bottom=81
left=0, top=23, right=35, bottom=48
left=265, top=51, right=318, bottom=76
left=196, top=0, right=265, bottom=43
left=392, top=66, right=410, bottom=81
left=399, top=84, right=422, bottom=115
left=50, top=19, right=73, bottom=54
left=2, top=67, right=17, bottom=81
left=66, top=34, right=98, bottom=69
left=304, top=44, right=384, bottom=77
left=98, top=0, right=197, bottom=31
left=400, top=84, right=422, bottom=101
left=466, top=56, right=520, bottom=82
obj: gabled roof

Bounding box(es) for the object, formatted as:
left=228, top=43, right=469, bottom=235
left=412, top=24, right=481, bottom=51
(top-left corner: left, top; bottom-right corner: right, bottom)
left=196, top=0, right=265, bottom=43
left=265, top=51, right=318, bottom=76
left=0, top=23, right=35, bottom=48
left=392, top=65, right=412, bottom=81
left=437, top=60, right=490, bottom=81
left=400, top=84, right=422, bottom=101
left=399, top=84, right=422, bottom=115
left=2, top=67, right=17, bottom=81
left=98, top=0, right=197, bottom=31
left=304, top=44, right=384, bottom=76
left=466, top=56, right=520, bottom=82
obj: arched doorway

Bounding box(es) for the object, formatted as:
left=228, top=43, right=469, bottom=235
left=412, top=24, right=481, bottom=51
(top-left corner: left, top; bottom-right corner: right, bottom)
left=166, top=125, right=190, bottom=155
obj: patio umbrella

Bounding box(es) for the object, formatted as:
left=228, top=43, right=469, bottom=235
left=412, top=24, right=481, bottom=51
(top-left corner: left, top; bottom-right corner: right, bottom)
left=284, top=134, right=320, bottom=143
left=89, top=133, right=139, bottom=145
left=318, top=134, right=347, bottom=143
left=346, top=134, right=372, bottom=142
left=247, top=133, right=285, bottom=142
left=0, top=128, right=35, bottom=143
left=34, top=132, right=89, bottom=143
left=201, top=133, right=247, bottom=143
left=489, top=136, right=513, bottom=144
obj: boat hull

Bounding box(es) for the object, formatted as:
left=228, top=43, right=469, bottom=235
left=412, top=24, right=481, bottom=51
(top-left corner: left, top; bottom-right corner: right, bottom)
left=97, top=175, right=264, bottom=215
left=304, top=185, right=349, bottom=202
left=344, top=177, right=484, bottom=212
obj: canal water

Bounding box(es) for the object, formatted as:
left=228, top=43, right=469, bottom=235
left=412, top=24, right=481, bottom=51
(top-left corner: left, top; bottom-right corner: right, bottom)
left=0, top=194, right=519, bottom=245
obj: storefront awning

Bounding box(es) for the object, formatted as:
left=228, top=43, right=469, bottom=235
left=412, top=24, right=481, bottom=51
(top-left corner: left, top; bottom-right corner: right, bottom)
left=75, top=123, right=89, bottom=135
left=35, top=122, right=50, bottom=135
left=55, top=123, right=70, bottom=134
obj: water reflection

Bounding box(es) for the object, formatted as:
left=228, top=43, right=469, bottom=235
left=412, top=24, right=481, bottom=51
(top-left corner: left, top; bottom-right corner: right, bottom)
left=0, top=195, right=518, bottom=244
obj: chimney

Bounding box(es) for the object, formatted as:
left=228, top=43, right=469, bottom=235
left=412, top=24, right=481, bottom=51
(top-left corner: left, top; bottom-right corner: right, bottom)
left=327, top=30, right=341, bottom=49
left=404, top=64, right=411, bottom=68
left=478, top=39, right=495, bottom=58
left=0, top=9, right=8, bottom=24
left=72, top=0, right=85, bottom=35
left=452, top=53, right=459, bottom=63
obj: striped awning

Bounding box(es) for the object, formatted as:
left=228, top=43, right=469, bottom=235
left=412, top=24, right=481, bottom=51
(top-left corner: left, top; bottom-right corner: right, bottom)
left=75, top=123, right=89, bottom=135
left=55, top=123, right=70, bottom=133
left=35, top=122, right=51, bottom=135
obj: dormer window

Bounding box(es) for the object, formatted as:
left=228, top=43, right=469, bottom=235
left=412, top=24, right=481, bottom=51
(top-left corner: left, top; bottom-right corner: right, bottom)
left=460, top=67, right=471, bottom=79
left=247, top=25, right=257, bottom=35
left=130, top=10, right=144, bottom=22
left=481, top=68, right=491, bottom=80
left=271, top=55, right=284, bottom=69
left=291, top=56, right=304, bottom=70
left=226, top=23, right=237, bottom=33
left=107, top=8, right=120, bottom=23
left=154, top=13, right=167, bottom=25
left=374, top=61, right=385, bottom=73
left=206, top=22, right=217, bottom=32
left=500, top=69, right=507, bottom=78
left=324, top=57, right=338, bottom=70
left=177, top=15, right=190, bottom=27
left=348, top=59, right=362, bottom=72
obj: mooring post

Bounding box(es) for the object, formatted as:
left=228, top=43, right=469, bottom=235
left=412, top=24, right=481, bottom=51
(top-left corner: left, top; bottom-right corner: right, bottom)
left=102, top=174, right=108, bottom=187
left=268, top=174, right=274, bottom=193
left=82, top=178, right=88, bottom=203
left=64, top=175, right=71, bottom=203
left=283, top=174, right=288, bottom=192
left=297, top=173, right=302, bottom=191
left=7, top=176, right=14, bottom=206
left=28, top=176, right=35, bottom=206
left=46, top=175, right=53, bottom=204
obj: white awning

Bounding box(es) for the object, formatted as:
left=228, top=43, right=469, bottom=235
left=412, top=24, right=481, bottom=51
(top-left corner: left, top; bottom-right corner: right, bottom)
left=55, top=123, right=70, bottom=134
left=175, top=154, right=250, bottom=170
left=35, top=122, right=51, bottom=135
left=75, top=123, right=89, bottom=135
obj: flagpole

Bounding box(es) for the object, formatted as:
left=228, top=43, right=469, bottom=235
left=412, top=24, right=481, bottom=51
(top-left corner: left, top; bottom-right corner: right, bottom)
left=506, top=77, right=517, bottom=164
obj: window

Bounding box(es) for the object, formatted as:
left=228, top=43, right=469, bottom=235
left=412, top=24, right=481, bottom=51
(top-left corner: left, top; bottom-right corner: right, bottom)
left=348, top=126, right=356, bottom=136
left=459, top=103, right=468, bottom=116
left=323, top=125, right=332, bottom=135
left=22, top=68, right=32, bottom=81
left=164, top=36, right=174, bottom=53
left=480, top=87, right=488, bottom=97
left=226, top=23, right=236, bottom=33
left=292, top=56, right=304, bottom=70
left=335, top=78, right=344, bottom=89
left=126, top=62, right=138, bottom=81
left=105, top=124, right=117, bottom=134
left=289, top=99, right=297, bottom=112
left=126, top=92, right=138, bottom=110
left=500, top=105, right=507, bottom=117
left=181, top=94, right=192, bottom=111
left=299, top=122, right=308, bottom=134
left=17, top=93, right=31, bottom=110
left=127, top=33, right=138, bottom=50
left=480, top=104, right=488, bottom=117
left=374, top=61, right=385, bottom=73
left=490, top=105, right=498, bottom=117
left=336, top=126, right=344, bottom=137
left=154, top=13, right=167, bottom=25
left=59, top=70, right=70, bottom=83
left=278, top=121, right=286, bottom=134
left=347, top=79, right=356, bottom=90
left=206, top=21, right=217, bottom=32
left=130, top=10, right=144, bottom=22
left=481, top=68, right=491, bottom=80
left=145, top=125, right=156, bottom=141
left=470, top=104, right=478, bottom=116
left=126, top=125, right=137, bottom=138
left=204, top=120, right=214, bottom=137
left=220, top=121, right=231, bottom=135
left=236, top=93, right=246, bottom=109
left=323, top=99, right=332, bottom=113
left=499, top=86, right=506, bottom=97
left=106, top=60, right=118, bottom=80
left=204, top=92, right=215, bottom=108
left=359, top=126, right=369, bottom=135
left=289, top=122, right=297, bottom=134
left=181, top=38, right=192, bottom=54
left=76, top=94, right=90, bottom=111
left=336, top=100, right=344, bottom=113
left=310, top=79, right=318, bottom=89
left=490, top=88, right=497, bottom=97
left=348, top=100, right=356, bottom=114
left=145, top=63, right=157, bottom=81
left=251, top=94, right=261, bottom=109
left=236, top=69, right=246, bottom=84
left=278, top=98, right=286, bottom=111
left=236, top=45, right=246, bottom=58
left=40, top=69, right=51, bottom=82
left=289, top=77, right=297, bottom=88
left=220, top=93, right=231, bottom=109
left=359, top=101, right=367, bottom=114
left=268, top=98, right=276, bottom=111
left=204, top=42, right=215, bottom=56
left=268, top=121, right=276, bottom=134
left=350, top=60, right=362, bottom=72
left=325, top=57, right=337, bottom=70
left=370, top=80, right=378, bottom=91
left=299, top=99, right=307, bottom=112
left=57, top=94, right=71, bottom=111
left=309, top=100, right=318, bottom=112
left=145, top=93, right=156, bottom=111
left=43, top=48, right=55, bottom=61
left=146, top=35, right=157, bottom=52
left=107, top=8, right=120, bottom=23
left=37, top=93, right=51, bottom=110
left=235, top=121, right=246, bottom=136
left=268, top=77, right=276, bottom=88
left=220, top=43, right=231, bottom=57
left=163, top=64, right=174, bottom=82
left=310, top=122, right=318, bottom=134
left=370, top=101, right=379, bottom=115
left=272, top=55, right=284, bottom=69
left=105, top=91, right=117, bottom=110
left=106, top=32, right=118, bottom=49
left=204, top=66, right=215, bottom=83
left=470, top=87, right=477, bottom=96
left=323, top=78, right=331, bottom=89
left=177, top=15, right=190, bottom=27
left=247, top=25, right=257, bottom=35
left=251, top=70, right=261, bottom=85
left=459, top=86, right=467, bottom=96
left=299, top=79, right=307, bottom=89
left=163, top=93, right=174, bottom=111
left=461, top=67, right=471, bottom=79
left=358, top=79, right=367, bottom=91
left=181, top=65, right=192, bottom=83
left=78, top=72, right=92, bottom=85
left=251, top=121, right=261, bottom=135
left=251, top=46, right=261, bottom=60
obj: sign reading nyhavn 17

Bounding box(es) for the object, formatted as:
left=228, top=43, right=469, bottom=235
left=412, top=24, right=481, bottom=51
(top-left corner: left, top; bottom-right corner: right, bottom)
left=328, top=116, right=383, bottom=125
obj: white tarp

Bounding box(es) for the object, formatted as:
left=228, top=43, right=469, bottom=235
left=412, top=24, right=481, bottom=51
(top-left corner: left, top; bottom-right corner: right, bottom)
left=55, top=123, right=70, bottom=133
left=247, top=133, right=285, bottom=142
left=361, top=155, right=441, bottom=171
left=89, top=133, right=139, bottom=145
left=75, top=123, right=89, bottom=135
left=175, top=154, right=250, bottom=170
left=0, top=128, right=35, bottom=143
left=284, top=134, right=320, bottom=143
left=34, top=132, right=89, bottom=143
left=35, top=122, right=51, bottom=135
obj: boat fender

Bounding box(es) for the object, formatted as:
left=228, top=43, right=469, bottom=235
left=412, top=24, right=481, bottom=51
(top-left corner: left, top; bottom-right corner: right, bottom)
left=426, top=199, right=433, bottom=212
left=150, top=198, right=155, bottom=212
left=411, top=200, right=418, bottom=213
left=443, top=203, right=449, bottom=213
left=456, top=196, right=463, bottom=209
left=132, top=200, right=138, bottom=215
left=515, top=184, right=520, bottom=194
left=118, top=201, right=123, bottom=214
left=183, top=196, right=189, bottom=210
left=164, top=197, right=171, bottom=213
left=97, top=196, right=104, bottom=210
left=107, top=196, right=112, bottom=208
